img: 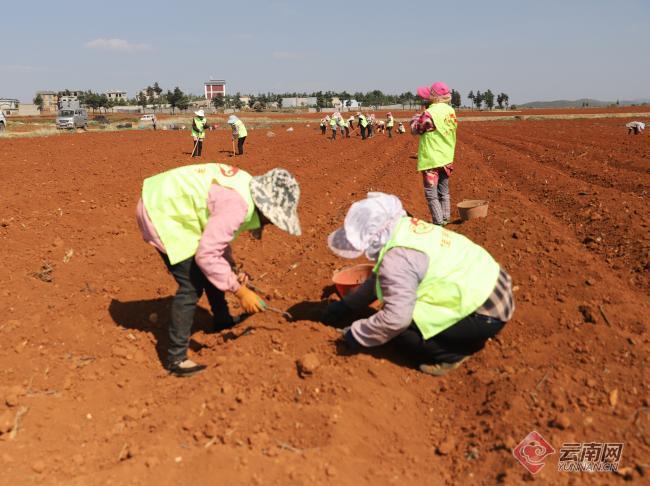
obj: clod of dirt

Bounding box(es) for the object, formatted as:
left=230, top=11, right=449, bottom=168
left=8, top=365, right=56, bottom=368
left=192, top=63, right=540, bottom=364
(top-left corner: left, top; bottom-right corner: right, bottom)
left=578, top=305, right=596, bottom=323
left=32, top=262, right=54, bottom=283
left=550, top=414, right=571, bottom=430
left=609, top=389, right=618, bottom=408
left=0, top=411, right=14, bottom=435
left=31, top=460, right=46, bottom=473
left=296, top=353, right=320, bottom=378
left=436, top=437, right=455, bottom=455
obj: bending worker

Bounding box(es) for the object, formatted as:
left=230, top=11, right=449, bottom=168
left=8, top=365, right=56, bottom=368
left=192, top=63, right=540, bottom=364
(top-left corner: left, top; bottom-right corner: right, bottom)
left=356, top=112, right=368, bottom=140
left=191, top=109, right=207, bottom=157
left=322, top=192, right=514, bottom=376
left=228, top=115, right=248, bottom=155
left=136, top=163, right=301, bottom=376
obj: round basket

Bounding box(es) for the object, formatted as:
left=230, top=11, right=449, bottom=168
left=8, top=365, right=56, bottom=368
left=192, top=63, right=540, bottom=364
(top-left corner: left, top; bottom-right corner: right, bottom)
left=457, top=200, right=489, bottom=221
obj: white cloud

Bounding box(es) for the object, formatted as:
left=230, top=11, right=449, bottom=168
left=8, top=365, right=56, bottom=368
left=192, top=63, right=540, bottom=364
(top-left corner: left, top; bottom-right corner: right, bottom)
left=85, top=38, right=151, bottom=52
left=272, top=50, right=301, bottom=59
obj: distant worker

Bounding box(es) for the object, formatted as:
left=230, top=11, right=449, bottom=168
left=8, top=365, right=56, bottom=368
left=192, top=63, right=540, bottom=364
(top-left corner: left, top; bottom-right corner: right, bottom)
left=329, top=115, right=338, bottom=140
left=626, top=121, right=645, bottom=135
left=367, top=114, right=375, bottom=138
left=320, top=117, right=328, bottom=135
left=397, top=122, right=406, bottom=134
left=348, top=115, right=355, bottom=130
left=412, top=81, right=458, bottom=226
left=322, top=192, right=513, bottom=376
left=136, top=163, right=301, bottom=376
left=338, top=115, right=349, bottom=138
left=152, top=114, right=157, bottom=131
left=357, top=112, right=368, bottom=140
left=228, top=115, right=248, bottom=155
left=386, top=112, right=394, bottom=138
left=191, top=109, right=207, bottom=157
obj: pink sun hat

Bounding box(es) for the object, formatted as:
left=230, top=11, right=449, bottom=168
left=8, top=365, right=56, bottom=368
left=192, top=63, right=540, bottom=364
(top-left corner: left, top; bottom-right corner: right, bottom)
left=417, top=81, right=451, bottom=100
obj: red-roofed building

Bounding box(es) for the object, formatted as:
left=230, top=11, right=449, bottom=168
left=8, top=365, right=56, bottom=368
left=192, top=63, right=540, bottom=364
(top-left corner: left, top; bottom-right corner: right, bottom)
left=204, top=79, right=226, bottom=100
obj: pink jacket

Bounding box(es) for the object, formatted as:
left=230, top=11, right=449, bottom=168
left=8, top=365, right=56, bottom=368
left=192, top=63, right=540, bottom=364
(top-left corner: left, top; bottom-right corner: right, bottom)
left=136, top=185, right=248, bottom=293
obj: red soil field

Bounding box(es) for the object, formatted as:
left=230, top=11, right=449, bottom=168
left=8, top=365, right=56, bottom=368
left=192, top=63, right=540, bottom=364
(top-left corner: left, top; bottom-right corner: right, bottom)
left=0, top=118, right=648, bottom=485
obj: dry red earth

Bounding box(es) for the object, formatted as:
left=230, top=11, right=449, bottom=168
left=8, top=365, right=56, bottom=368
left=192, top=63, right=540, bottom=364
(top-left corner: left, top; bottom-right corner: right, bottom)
left=0, top=118, right=648, bottom=485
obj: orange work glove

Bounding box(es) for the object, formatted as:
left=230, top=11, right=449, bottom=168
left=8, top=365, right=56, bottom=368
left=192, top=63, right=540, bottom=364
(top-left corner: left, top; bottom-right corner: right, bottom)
left=234, top=286, right=266, bottom=314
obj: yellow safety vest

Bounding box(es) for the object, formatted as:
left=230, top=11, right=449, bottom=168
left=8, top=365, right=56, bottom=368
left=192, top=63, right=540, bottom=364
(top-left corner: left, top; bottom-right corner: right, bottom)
left=417, top=103, right=457, bottom=171
left=192, top=117, right=206, bottom=139
left=234, top=119, right=247, bottom=138
left=374, top=217, right=500, bottom=339
left=142, top=163, right=261, bottom=265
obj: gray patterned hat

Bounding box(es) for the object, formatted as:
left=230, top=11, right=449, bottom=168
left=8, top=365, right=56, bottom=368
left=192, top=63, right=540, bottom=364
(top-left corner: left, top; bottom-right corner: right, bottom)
left=250, top=168, right=301, bottom=236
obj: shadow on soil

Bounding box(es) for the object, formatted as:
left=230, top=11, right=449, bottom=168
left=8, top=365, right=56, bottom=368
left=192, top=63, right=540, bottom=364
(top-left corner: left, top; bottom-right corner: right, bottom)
left=108, top=297, right=219, bottom=366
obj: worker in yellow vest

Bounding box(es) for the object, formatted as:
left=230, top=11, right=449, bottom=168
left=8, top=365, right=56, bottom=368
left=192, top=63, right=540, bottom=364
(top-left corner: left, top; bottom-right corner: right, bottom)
left=337, top=115, right=349, bottom=138
left=412, top=81, right=458, bottom=225
left=329, top=115, right=338, bottom=140
left=386, top=112, right=394, bottom=138
left=322, top=193, right=514, bottom=376
left=191, top=109, right=207, bottom=157
left=136, top=163, right=301, bottom=376
left=356, top=112, right=368, bottom=140
left=228, top=115, right=248, bottom=155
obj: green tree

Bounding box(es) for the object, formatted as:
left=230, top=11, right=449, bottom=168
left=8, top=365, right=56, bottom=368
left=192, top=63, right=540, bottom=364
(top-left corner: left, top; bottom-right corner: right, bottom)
left=483, top=89, right=495, bottom=110
left=450, top=89, right=461, bottom=109
left=138, top=92, right=148, bottom=112
left=33, top=94, right=44, bottom=112
left=474, top=90, right=483, bottom=110
left=212, top=95, right=224, bottom=110
left=467, top=91, right=475, bottom=109
left=166, top=87, right=187, bottom=114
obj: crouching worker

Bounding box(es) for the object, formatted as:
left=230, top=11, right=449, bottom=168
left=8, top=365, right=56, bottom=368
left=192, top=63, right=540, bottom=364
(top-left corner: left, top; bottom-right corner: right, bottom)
left=322, top=193, right=513, bottom=376
left=136, top=163, right=301, bottom=376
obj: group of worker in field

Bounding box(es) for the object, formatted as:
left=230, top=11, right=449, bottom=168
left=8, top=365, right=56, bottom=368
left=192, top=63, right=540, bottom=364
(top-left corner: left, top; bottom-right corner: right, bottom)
left=320, top=112, right=406, bottom=140
left=137, top=80, right=513, bottom=378
left=191, top=110, right=248, bottom=157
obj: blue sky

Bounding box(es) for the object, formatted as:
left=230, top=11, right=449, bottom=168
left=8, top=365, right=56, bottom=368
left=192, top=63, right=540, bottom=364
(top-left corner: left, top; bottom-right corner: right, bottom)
left=1, top=0, right=648, bottom=104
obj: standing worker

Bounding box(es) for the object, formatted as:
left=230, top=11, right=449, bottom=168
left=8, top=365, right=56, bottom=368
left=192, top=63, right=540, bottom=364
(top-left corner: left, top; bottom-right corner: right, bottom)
left=191, top=109, right=207, bottom=157
left=367, top=113, right=375, bottom=138
left=357, top=112, right=368, bottom=140
left=386, top=112, right=394, bottom=138
left=136, top=163, right=301, bottom=376
left=228, top=115, right=248, bottom=155
left=320, top=116, right=328, bottom=135
left=412, top=81, right=458, bottom=226
left=322, top=193, right=514, bottom=376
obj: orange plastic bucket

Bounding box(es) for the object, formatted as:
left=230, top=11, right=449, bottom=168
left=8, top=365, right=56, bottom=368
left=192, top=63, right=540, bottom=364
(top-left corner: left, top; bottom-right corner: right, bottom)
left=332, top=264, right=374, bottom=297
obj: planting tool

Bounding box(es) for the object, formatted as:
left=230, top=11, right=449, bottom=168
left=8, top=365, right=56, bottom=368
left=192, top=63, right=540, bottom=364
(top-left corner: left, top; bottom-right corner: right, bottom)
left=232, top=138, right=236, bottom=156
left=246, top=282, right=292, bottom=320
left=191, top=137, right=200, bottom=157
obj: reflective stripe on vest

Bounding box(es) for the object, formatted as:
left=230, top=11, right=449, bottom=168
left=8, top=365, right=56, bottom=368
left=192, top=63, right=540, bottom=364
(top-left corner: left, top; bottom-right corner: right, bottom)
left=192, top=117, right=206, bottom=139
left=235, top=120, right=247, bottom=138
left=142, top=163, right=260, bottom=265
left=359, top=115, right=368, bottom=127
left=373, top=217, right=500, bottom=339
left=417, top=103, right=457, bottom=171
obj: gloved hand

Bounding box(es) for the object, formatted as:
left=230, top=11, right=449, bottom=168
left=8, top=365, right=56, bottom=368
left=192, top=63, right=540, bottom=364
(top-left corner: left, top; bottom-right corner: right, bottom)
left=321, top=300, right=351, bottom=326
left=234, top=286, right=266, bottom=314
left=339, top=326, right=362, bottom=352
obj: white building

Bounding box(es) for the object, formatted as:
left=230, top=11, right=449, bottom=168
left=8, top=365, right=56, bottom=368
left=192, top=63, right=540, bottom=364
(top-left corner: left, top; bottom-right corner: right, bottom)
left=282, top=97, right=317, bottom=108
left=106, top=90, right=127, bottom=101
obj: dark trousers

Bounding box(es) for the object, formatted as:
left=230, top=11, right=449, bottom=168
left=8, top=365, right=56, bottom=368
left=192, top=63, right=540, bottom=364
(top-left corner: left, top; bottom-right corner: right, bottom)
left=160, top=253, right=233, bottom=365
left=345, top=127, right=350, bottom=138
left=331, top=129, right=336, bottom=140
left=391, top=313, right=506, bottom=365
left=368, top=125, right=373, bottom=138
left=192, top=139, right=203, bottom=157
left=387, top=127, right=392, bottom=138
left=360, top=126, right=367, bottom=139
left=321, top=126, right=326, bottom=134
left=237, top=136, right=246, bottom=155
